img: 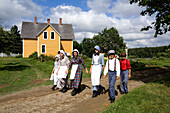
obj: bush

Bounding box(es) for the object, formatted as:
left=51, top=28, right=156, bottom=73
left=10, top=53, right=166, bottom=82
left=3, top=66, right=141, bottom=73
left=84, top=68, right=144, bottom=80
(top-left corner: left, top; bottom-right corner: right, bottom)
left=39, top=54, right=55, bottom=62
left=158, top=56, right=166, bottom=60
left=131, top=60, right=145, bottom=68
left=29, top=52, right=38, bottom=59
left=152, top=56, right=157, bottom=60
left=15, top=54, right=22, bottom=58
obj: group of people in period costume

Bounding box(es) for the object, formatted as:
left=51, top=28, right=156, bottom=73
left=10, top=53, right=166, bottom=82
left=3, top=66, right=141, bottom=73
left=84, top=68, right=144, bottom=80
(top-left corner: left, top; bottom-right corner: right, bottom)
left=50, top=45, right=131, bottom=103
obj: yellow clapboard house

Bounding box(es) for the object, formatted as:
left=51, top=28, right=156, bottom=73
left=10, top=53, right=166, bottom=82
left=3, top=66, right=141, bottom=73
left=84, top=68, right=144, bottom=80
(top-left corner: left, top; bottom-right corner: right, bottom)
left=21, top=17, right=75, bottom=57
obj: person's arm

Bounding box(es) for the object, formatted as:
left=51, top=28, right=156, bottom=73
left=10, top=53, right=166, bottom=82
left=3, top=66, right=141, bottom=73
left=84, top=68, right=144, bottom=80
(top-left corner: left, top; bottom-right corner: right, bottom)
left=90, top=55, right=94, bottom=74
left=128, top=68, right=131, bottom=78
left=90, top=64, right=93, bottom=74
left=116, top=59, right=120, bottom=79
left=103, top=60, right=108, bottom=78
left=80, top=57, right=88, bottom=74
left=51, top=66, right=55, bottom=75
left=127, top=59, right=131, bottom=78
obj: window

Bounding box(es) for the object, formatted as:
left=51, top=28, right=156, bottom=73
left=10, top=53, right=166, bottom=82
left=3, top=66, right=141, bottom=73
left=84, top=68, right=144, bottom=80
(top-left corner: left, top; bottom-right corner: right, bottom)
left=41, top=44, right=46, bottom=53
left=43, top=31, right=48, bottom=39
left=51, top=31, right=55, bottom=39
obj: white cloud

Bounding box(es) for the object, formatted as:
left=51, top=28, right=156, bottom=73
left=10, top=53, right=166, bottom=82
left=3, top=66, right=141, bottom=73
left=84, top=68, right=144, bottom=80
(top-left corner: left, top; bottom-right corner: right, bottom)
left=48, top=6, right=115, bottom=33
left=87, top=0, right=112, bottom=13
left=75, top=32, right=97, bottom=43
left=110, top=0, right=143, bottom=18
left=0, top=0, right=44, bottom=28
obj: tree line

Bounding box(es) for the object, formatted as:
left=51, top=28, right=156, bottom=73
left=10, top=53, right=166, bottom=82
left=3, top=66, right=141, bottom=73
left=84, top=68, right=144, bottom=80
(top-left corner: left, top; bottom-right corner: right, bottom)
left=128, top=45, right=170, bottom=58
left=0, top=25, right=22, bottom=55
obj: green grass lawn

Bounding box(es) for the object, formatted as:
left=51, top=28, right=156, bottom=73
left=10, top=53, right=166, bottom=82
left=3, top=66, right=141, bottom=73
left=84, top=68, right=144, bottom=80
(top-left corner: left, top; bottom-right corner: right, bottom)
left=0, top=58, right=54, bottom=95
left=103, top=76, right=170, bottom=113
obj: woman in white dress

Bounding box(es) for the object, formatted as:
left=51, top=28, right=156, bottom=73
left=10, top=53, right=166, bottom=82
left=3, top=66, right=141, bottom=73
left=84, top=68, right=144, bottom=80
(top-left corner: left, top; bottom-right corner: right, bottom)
left=50, top=55, right=60, bottom=90
left=57, top=50, right=70, bottom=93
left=90, top=45, right=105, bottom=98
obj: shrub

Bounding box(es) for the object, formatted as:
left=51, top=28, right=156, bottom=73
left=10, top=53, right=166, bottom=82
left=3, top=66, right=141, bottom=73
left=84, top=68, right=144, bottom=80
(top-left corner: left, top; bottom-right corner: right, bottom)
left=15, top=54, right=22, bottom=58
left=29, top=52, right=38, bottom=59
left=158, top=56, right=166, bottom=60
left=39, top=54, right=55, bottom=62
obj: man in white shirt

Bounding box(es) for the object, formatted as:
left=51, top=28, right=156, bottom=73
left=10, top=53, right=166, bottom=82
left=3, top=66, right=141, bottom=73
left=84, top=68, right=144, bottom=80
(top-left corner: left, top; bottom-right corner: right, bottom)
left=104, top=50, right=120, bottom=103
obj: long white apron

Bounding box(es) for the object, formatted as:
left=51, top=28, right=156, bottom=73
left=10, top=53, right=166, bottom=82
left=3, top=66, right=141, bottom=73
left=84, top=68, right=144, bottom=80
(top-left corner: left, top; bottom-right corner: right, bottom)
left=58, top=66, right=68, bottom=79
left=70, top=64, right=78, bottom=80
left=91, top=64, right=102, bottom=86
left=54, top=70, right=59, bottom=85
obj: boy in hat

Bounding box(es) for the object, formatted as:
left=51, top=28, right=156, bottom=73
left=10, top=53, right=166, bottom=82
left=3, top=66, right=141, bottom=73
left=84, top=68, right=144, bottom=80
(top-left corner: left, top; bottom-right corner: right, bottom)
left=104, top=50, right=120, bottom=103
left=119, top=53, right=131, bottom=94
left=90, top=45, right=105, bottom=98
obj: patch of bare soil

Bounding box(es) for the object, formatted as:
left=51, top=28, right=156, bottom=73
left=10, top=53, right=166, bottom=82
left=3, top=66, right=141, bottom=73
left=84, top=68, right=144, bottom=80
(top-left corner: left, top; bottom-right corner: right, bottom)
left=0, top=67, right=169, bottom=113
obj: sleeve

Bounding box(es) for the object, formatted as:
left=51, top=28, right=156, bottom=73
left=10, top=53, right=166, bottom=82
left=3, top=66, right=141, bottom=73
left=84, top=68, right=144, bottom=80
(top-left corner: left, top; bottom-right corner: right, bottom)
left=116, top=59, right=120, bottom=77
left=127, top=59, right=131, bottom=69
left=104, top=60, right=108, bottom=76
left=101, top=54, right=104, bottom=66
left=66, top=57, right=70, bottom=65
left=68, top=58, right=73, bottom=69
left=80, top=57, right=87, bottom=69
left=91, top=54, right=94, bottom=65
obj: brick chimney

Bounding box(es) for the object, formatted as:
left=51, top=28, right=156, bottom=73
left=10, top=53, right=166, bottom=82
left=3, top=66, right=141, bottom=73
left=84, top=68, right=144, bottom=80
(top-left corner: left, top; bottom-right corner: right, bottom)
left=59, top=18, right=62, bottom=25
left=47, top=18, right=50, bottom=24
left=34, top=16, right=37, bottom=24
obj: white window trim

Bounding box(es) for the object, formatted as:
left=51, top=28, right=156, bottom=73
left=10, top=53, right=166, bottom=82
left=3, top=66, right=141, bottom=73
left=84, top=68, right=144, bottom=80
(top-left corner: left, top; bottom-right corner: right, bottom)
left=43, top=31, right=48, bottom=40
left=41, top=44, right=46, bottom=54
left=50, top=31, right=55, bottom=40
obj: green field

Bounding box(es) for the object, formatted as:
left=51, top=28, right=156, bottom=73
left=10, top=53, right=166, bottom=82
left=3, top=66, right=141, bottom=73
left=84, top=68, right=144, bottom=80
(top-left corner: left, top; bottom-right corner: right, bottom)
left=103, top=76, right=170, bottom=113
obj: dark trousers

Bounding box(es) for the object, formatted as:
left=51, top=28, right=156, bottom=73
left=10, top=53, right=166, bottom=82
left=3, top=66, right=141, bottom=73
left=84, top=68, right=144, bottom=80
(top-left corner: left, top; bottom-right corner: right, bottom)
left=109, top=71, right=117, bottom=99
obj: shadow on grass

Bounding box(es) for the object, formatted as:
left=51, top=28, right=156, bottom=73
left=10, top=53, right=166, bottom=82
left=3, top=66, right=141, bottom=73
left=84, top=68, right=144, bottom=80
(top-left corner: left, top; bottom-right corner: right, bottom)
left=152, top=76, right=170, bottom=87
left=0, top=65, right=30, bottom=71
left=131, top=66, right=170, bottom=83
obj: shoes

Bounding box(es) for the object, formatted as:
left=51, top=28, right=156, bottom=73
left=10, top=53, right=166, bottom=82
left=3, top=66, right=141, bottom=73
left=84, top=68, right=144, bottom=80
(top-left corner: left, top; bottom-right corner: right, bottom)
left=51, top=85, right=56, bottom=91
left=92, top=91, right=98, bottom=98
left=110, top=98, right=115, bottom=103
left=71, top=89, right=78, bottom=96
left=125, top=92, right=128, bottom=94
left=120, top=92, right=124, bottom=94
left=99, top=87, right=106, bottom=94
left=62, top=88, right=67, bottom=93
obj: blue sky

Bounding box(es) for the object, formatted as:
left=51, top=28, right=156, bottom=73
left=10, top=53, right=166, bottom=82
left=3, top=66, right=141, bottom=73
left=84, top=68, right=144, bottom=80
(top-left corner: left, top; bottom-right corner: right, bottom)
left=0, top=0, right=169, bottom=48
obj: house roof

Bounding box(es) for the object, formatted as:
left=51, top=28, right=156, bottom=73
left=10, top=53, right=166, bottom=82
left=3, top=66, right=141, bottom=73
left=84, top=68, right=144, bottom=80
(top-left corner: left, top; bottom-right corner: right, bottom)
left=21, top=22, right=75, bottom=40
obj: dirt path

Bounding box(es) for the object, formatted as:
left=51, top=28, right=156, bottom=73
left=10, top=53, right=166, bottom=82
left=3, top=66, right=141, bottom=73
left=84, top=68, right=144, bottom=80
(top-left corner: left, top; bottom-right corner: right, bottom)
left=0, top=67, right=169, bottom=113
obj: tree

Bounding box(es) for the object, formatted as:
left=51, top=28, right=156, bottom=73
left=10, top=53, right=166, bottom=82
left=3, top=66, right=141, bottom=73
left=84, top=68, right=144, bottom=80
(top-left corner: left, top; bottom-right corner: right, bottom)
left=10, top=25, right=22, bottom=54
left=80, top=27, right=126, bottom=57
left=0, top=25, right=22, bottom=55
left=80, top=38, right=95, bottom=57
left=73, top=40, right=82, bottom=54
left=93, top=27, right=126, bottom=55
left=130, top=0, right=170, bottom=37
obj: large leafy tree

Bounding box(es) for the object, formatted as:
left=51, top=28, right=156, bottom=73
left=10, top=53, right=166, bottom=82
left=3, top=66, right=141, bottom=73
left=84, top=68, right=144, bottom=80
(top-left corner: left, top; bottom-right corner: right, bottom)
left=130, top=0, right=170, bottom=37
left=80, top=38, right=95, bottom=57
left=73, top=40, right=82, bottom=54
left=80, top=27, right=126, bottom=57
left=93, top=27, right=126, bottom=55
